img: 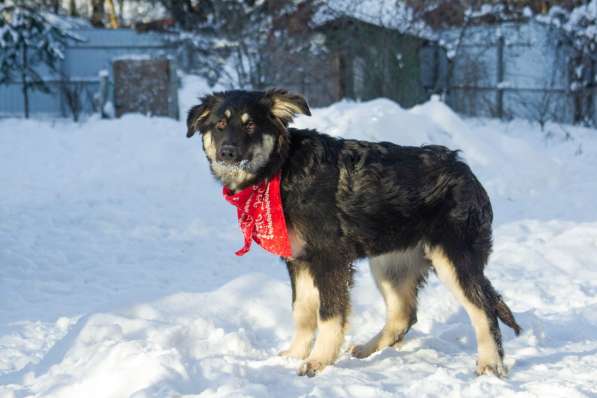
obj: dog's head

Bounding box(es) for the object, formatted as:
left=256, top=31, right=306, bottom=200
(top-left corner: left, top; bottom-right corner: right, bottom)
left=186, top=89, right=311, bottom=190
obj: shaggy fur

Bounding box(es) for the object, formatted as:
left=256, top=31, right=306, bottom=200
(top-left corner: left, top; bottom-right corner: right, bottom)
left=186, top=89, right=521, bottom=378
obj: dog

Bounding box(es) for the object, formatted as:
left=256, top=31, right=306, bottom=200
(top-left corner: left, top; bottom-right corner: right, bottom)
left=186, top=89, right=521, bottom=378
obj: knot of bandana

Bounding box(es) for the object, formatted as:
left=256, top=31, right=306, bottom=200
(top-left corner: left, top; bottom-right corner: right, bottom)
left=223, top=172, right=292, bottom=258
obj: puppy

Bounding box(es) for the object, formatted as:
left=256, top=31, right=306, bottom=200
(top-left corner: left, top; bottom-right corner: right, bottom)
left=186, top=89, right=521, bottom=377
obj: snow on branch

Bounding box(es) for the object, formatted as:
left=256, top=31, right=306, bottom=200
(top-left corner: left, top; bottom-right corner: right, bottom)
left=0, top=4, right=84, bottom=118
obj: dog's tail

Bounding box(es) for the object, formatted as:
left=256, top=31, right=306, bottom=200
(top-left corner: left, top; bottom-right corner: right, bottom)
left=495, top=295, right=522, bottom=336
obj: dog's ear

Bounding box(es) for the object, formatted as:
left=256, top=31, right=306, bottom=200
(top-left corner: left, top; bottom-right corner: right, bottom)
left=262, top=89, right=311, bottom=125
left=186, top=94, right=221, bottom=138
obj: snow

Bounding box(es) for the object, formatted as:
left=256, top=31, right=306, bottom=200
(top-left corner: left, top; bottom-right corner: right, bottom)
left=112, top=54, right=155, bottom=61
left=1, top=75, right=597, bottom=397
left=538, top=0, right=597, bottom=52
left=313, top=0, right=436, bottom=40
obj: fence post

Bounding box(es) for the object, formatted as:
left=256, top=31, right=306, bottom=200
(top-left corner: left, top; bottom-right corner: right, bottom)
left=98, top=70, right=109, bottom=118
left=496, top=34, right=505, bottom=119
left=433, top=43, right=440, bottom=94
left=168, top=59, right=179, bottom=119
left=589, top=57, right=595, bottom=127
left=59, top=57, right=66, bottom=117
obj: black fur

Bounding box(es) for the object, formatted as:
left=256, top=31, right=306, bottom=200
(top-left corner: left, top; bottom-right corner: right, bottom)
left=187, top=89, right=521, bottom=375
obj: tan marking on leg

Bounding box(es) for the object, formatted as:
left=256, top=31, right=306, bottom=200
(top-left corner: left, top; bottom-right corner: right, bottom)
left=426, top=246, right=505, bottom=376
left=352, top=278, right=415, bottom=358
left=299, top=315, right=345, bottom=377
left=280, top=266, right=318, bottom=359
left=352, top=250, right=425, bottom=358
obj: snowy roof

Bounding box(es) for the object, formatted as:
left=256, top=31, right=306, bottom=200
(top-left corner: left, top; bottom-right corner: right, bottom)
left=65, top=28, right=175, bottom=48
left=313, top=0, right=436, bottom=41
left=42, top=13, right=92, bottom=30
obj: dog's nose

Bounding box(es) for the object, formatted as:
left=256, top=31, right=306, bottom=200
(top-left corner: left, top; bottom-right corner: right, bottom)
left=219, top=145, right=239, bottom=162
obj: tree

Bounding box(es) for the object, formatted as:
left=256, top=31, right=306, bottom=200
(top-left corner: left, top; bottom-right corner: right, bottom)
left=158, top=0, right=323, bottom=90
left=68, top=0, right=79, bottom=17
left=0, top=4, right=82, bottom=118
left=538, top=0, right=597, bottom=125
left=60, top=73, right=90, bottom=122
left=90, top=0, right=105, bottom=27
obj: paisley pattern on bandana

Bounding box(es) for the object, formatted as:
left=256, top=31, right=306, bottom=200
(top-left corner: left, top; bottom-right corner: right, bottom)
left=223, top=172, right=292, bottom=258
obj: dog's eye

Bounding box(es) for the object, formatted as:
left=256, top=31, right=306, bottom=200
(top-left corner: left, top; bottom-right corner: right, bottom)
left=246, top=121, right=256, bottom=134
left=216, top=119, right=227, bottom=130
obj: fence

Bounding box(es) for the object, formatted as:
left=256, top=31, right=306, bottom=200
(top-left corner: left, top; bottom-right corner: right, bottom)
left=0, top=27, right=179, bottom=118
left=2, top=21, right=595, bottom=126
left=440, top=21, right=595, bottom=126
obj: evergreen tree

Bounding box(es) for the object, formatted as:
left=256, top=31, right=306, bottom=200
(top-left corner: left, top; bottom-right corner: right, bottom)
left=0, top=4, right=82, bottom=118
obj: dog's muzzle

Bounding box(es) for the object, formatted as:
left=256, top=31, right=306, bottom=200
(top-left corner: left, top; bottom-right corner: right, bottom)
left=218, top=145, right=240, bottom=162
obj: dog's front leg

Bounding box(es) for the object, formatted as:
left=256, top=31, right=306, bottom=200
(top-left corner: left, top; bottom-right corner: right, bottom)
left=280, top=260, right=318, bottom=359
left=297, top=254, right=353, bottom=377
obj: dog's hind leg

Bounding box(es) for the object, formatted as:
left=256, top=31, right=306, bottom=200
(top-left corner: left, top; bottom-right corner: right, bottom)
left=280, top=260, right=318, bottom=359
left=297, top=254, right=354, bottom=377
left=351, top=246, right=430, bottom=359
left=426, top=245, right=509, bottom=377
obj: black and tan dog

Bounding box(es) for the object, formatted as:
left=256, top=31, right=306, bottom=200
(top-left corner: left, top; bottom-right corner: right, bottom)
left=186, top=89, right=521, bottom=377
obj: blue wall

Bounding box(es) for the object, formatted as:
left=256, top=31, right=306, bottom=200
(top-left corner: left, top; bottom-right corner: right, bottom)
left=0, top=28, right=178, bottom=118
left=440, top=21, right=580, bottom=124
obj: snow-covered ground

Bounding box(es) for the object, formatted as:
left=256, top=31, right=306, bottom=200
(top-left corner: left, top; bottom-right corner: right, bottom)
left=1, top=76, right=596, bottom=397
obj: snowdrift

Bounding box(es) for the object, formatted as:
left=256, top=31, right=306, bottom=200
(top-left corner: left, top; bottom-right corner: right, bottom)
left=1, top=77, right=596, bottom=397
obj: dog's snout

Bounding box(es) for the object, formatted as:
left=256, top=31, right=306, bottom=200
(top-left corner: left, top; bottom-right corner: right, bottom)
left=219, top=145, right=239, bottom=162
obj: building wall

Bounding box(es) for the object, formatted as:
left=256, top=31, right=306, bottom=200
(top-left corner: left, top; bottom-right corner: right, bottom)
left=316, top=18, right=430, bottom=109
left=0, top=28, right=177, bottom=118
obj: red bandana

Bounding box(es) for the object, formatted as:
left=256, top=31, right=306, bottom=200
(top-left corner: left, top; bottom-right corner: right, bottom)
left=223, top=172, right=292, bottom=258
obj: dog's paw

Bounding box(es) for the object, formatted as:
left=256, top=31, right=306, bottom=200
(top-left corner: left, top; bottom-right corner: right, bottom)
left=476, top=359, right=507, bottom=378
left=350, top=344, right=375, bottom=359
left=278, top=349, right=293, bottom=357
left=278, top=348, right=308, bottom=359
left=390, top=337, right=406, bottom=349
left=297, top=359, right=325, bottom=377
